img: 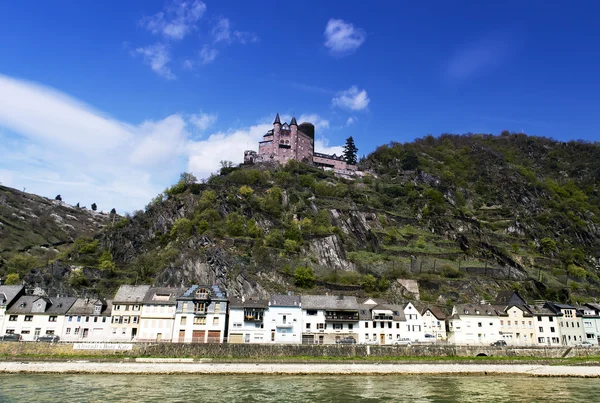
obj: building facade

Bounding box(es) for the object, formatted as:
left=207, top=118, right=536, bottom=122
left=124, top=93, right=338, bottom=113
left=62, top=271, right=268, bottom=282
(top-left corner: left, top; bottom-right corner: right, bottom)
left=264, top=295, right=302, bottom=344
left=4, top=296, right=76, bottom=341
left=62, top=298, right=112, bottom=342
left=174, top=285, right=228, bottom=343
left=138, top=287, right=186, bottom=342
left=447, top=304, right=501, bottom=345
left=108, top=285, right=150, bottom=341
left=228, top=297, right=269, bottom=343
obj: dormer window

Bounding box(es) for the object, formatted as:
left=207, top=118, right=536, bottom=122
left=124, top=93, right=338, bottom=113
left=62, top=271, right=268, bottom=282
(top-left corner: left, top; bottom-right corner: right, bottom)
left=94, top=305, right=102, bottom=315
left=475, top=310, right=480, bottom=315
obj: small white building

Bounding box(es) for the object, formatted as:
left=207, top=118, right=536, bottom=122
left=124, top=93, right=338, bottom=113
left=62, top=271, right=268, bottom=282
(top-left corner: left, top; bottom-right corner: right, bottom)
left=138, top=287, right=186, bottom=342
left=0, top=285, right=25, bottom=333
left=62, top=298, right=112, bottom=342
left=447, top=304, right=501, bottom=345
left=581, top=303, right=600, bottom=345
left=358, top=299, right=405, bottom=345
left=108, top=285, right=150, bottom=341
left=4, top=296, right=76, bottom=341
left=530, top=305, right=562, bottom=346
left=403, top=302, right=426, bottom=342
left=227, top=297, right=269, bottom=343
left=174, top=285, right=228, bottom=343
left=300, top=295, right=360, bottom=345
left=545, top=302, right=586, bottom=346
left=419, top=305, right=448, bottom=341
left=264, top=295, right=302, bottom=343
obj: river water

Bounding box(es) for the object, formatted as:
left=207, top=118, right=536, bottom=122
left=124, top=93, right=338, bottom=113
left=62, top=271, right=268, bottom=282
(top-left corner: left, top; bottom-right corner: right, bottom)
left=0, top=374, right=598, bottom=402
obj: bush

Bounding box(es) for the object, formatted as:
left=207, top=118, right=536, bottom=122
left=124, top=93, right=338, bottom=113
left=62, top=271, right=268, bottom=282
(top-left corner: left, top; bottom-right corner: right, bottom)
left=294, top=266, right=315, bottom=288
left=5, top=273, right=20, bottom=285
left=170, top=218, right=193, bottom=238
left=441, top=265, right=462, bottom=278
left=226, top=213, right=246, bottom=237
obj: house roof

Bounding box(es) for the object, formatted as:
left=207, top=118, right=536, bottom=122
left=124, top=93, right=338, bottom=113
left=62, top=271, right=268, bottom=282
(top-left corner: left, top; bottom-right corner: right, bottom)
left=453, top=303, right=499, bottom=318
left=494, top=290, right=528, bottom=307
left=178, top=285, right=227, bottom=301
left=421, top=305, right=447, bottom=320
left=67, top=298, right=112, bottom=316
left=0, top=285, right=25, bottom=307
left=229, top=297, right=269, bottom=309
left=113, top=285, right=152, bottom=304
left=269, top=294, right=301, bottom=307
left=142, top=287, right=186, bottom=305
left=6, top=296, right=77, bottom=315
left=529, top=305, right=559, bottom=316
left=301, top=295, right=359, bottom=310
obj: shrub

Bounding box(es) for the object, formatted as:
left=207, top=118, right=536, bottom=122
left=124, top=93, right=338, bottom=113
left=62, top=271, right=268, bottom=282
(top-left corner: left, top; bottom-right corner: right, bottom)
left=294, top=266, right=315, bottom=288
left=5, top=273, right=20, bottom=285
left=170, top=218, right=193, bottom=238
left=226, top=213, right=246, bottom=237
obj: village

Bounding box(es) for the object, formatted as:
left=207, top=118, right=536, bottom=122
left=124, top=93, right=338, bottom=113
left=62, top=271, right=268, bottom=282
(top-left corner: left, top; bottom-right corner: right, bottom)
left=1, top=283, right=599, bottom=347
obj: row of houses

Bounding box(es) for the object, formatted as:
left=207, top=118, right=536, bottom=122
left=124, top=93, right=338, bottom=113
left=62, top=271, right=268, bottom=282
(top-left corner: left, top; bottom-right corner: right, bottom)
left=1, top=284, right=599, bottom=346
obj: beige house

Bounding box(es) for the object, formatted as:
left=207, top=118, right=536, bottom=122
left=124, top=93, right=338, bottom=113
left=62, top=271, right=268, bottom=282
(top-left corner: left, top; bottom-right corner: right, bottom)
left=138, top=287, right=186, bottom=342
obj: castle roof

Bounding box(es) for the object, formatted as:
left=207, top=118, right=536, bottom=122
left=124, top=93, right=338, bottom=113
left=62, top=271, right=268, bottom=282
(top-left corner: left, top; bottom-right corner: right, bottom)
left=290, top=116, right=297, bottom=126
left=273, top=113, right=281, bottom=125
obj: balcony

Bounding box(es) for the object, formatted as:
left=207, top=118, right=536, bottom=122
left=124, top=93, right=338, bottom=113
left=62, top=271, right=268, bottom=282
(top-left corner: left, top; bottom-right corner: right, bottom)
left=276, top=322, right=293, bottom=329
left=325, top=311, right=359, bottom=322
left=373, top=314, right=393, bottom=321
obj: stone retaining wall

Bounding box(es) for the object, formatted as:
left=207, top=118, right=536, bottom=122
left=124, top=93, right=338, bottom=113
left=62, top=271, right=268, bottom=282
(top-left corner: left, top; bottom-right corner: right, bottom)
left=0, top=342, right=597, bottom=359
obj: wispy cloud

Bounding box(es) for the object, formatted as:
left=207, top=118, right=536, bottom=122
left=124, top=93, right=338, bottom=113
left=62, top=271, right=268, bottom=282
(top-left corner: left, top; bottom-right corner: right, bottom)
left=332, top=86, right=370, bottom=111
left=445, top=34, right=517, bottom=81
left=140, top=0, right=206, bottom=40
left=324, top=19, right=366, bottom=56
left=134, top=43, right=175, bottom=79
left=211, top=17, right=258, bottom=45
left=314, top=138, right=344, bottom=156
left=189, top=112, right=217, bottom=131
left=199, top=45, right=218, bottom=64
left=346, top=117, right=357, bottom=126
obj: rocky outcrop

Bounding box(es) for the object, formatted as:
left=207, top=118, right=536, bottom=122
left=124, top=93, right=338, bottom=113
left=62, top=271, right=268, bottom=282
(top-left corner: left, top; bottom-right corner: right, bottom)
left=309, top=235, right=355, bottom=272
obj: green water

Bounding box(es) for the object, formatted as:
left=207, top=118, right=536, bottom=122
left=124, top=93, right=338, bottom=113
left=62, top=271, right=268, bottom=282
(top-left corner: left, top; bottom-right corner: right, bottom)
left=0, top=374, right=598, bottom=402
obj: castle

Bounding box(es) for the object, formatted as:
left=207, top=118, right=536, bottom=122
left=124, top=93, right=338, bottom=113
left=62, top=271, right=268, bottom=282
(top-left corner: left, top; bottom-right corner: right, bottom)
left=244, top=114, right=357, bottom=171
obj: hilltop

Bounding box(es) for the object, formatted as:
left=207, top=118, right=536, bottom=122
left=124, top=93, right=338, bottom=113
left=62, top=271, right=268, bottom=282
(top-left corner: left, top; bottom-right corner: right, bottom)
left=1, top=133, right=599, bottom=305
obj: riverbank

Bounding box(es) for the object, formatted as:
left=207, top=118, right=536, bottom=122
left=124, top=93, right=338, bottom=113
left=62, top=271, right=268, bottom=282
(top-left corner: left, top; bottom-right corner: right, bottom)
left=2, top=361, right=600, bottom=377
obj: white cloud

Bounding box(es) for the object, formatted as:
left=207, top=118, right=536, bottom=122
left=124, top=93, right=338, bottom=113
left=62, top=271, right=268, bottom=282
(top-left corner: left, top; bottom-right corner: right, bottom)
left=199, top=45, right=218, bottom=64
left=314, top=138, right=344, bottom=156
left=324, top=19, right=366, bottom=55
left=189, top=113, right=217, bottom=131
left=445, top=35, right=517, bottom=81
left=211, top=17, right=258, bottom=45
left=332, top=86, right=370, bottom=111
left=134, top=43, right=175, bottom=79
left=141, top=0, right=206, bottom=40
left=346, top=117, right=356, bottom=125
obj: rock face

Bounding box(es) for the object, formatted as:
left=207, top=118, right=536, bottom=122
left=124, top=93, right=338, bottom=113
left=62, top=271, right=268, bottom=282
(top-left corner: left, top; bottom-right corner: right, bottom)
left=309, top=235, right=355, bottom=272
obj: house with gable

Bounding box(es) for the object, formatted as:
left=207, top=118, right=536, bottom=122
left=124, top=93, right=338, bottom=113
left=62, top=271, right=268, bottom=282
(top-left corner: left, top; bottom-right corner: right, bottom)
left=4, top=295, right=76, bottom=341
left=494, top=291, right=535, bottom=345
left=174, top=285, right=228, bottom=343
left=264, top=294, right=302, bottom=344
left=228, top=296, right=269, bottom=343
left=138, top=286, right=186, bottom=342
left=447, top=303, right=501, bottom=345
left=0, top=285, right=25, bottom=332
left=530, top=304, right=562, bottom=346
left=62, top=298, right=112, bottom=342
left=108, top=285, right=151, bottom=341
left=581, top=303, right=600, bottom=345
left=403, top=302, right=426, bottom=342
left=417, top=304, right=448, bottom=340
left=358, top=298, right=405, bottom=345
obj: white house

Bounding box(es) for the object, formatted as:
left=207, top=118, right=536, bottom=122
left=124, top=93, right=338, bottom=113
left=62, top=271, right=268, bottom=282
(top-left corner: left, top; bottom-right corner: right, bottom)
left=62, top=298, right=112, bottom=342
left=0, top=285, right=25, bottom=333
left=4, top=296, right=76, bottom=341
left=403, top=302, right=426, bottom=342
left=358, top=299, right=405, bottom=345
left=264, top=295, right=302, bottom=343
left=530, top=304, right=562, bottom=346
left=581, top=303, right=600, bottom=345
left=545, top=302, right=585, bottom=346
left=447, top=304, right=501, bottom=345
left=227, top=297, right=269, bottom=343
left=108, top=285, right=150, bottom=341
left=419, top=305, right=448, bottom=341
left=173, top=285, right=228, bottom=343
left=138, top=286, right=186, bottom=342
left=301, top=295, right=360, bottom=344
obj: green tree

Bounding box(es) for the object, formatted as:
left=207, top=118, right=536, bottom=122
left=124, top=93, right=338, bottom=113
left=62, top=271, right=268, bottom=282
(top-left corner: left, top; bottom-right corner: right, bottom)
left=99, top=251, right=116, bottom=273
left=226, top=213, right=246, bottom=237
left=343, top=136, right=358, bottom=165
left=294, top=266, right=315, bottom=288
left=362, top=274, right=377, bottom=292
left=5, top=273, right=20, bottom=285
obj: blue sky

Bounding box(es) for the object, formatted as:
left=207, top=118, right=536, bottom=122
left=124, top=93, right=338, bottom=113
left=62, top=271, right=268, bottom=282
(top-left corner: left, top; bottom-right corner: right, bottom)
left=1, top=1, right=599, bottom=212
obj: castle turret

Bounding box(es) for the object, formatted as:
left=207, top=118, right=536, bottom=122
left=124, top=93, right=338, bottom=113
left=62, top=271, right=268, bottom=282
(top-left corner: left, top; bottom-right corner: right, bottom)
left=273, top=113, right=281, bottom=135
left=290, top=116, right=298, bottom=136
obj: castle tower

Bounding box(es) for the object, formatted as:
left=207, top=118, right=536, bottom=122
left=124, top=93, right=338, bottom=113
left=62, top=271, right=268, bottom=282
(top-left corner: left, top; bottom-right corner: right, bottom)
left=290, top=116, right=298, bottom=160
left=273, top=113, right=281, bottom=135
left=273, top=113, right=281, bottom=158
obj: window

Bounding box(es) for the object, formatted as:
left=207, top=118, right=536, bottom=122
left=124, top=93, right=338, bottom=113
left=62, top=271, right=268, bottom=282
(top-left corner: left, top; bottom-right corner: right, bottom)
left=132, top=316, right=139, bottom=324
left=539, top=327, right=543, bottom=333
left=133, top=305, right=140, bottom=311
left=68, top=315, right=73, bottom=322
left=388, top=334, right=392, bottom=340
left=123, top=316, right=130, bottom=324
left=478, top=322, right=482, bottom=328
left=77, top=316, right=81, bottom=322
left=317, top=323, right=324, bottom=330
left=373, top=322, right=377, bottom=328
left=333, top=323, right=342, bottom=330
left=194, top=317, right=206, bottom=325
left=49, top=316, right=57, bottom=322
left=125, top=305, right=130, bottom=311
left=194, top=302, right=207, bottom=314
left=8, top=315, right=17, bottom=321
left=388, top=322, right=392, bottom=329
left=306, top=323, right=311, bottom=329
left=213, top=317, right=219, bottom=325
left=112, top=316, right=121, bottom=324
left=365, top=322, right=369, bottom=328
left=74, top=328, right=80, bottom=335
left=94, top=305, right=102, bottom=315
left=365, top=333, right=369, bottom=340
left=214, top=303, right=221, bottom=314
left=180, top=316, right=187, bottom=325
left=307, top=310, right=317, bottom=316
left=24, top=315, right=33, bottom=322
left=538, top=337, right=545, bottom=343
left=115, top=305, right=121, bottom=311
left=182, top=302, right=189, bottom=311
left=21, top=329, right=30, bottom=334
left=500, top=320, right=504, bottom=326
left=396, top=323, right=400, bottom=329
left=66, top=328, right=71, bottom=334
left=537, top=316, right=542, bottom=321
left=549, top=317, right=553, bottom=322
left=348, top=324, right=353, bottom=330
left=550, top=327, right=555, bottom=333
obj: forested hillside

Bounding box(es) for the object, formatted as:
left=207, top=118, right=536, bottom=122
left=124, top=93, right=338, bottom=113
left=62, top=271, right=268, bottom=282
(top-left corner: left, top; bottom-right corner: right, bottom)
left=1, top=133, right=599, bottom=305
